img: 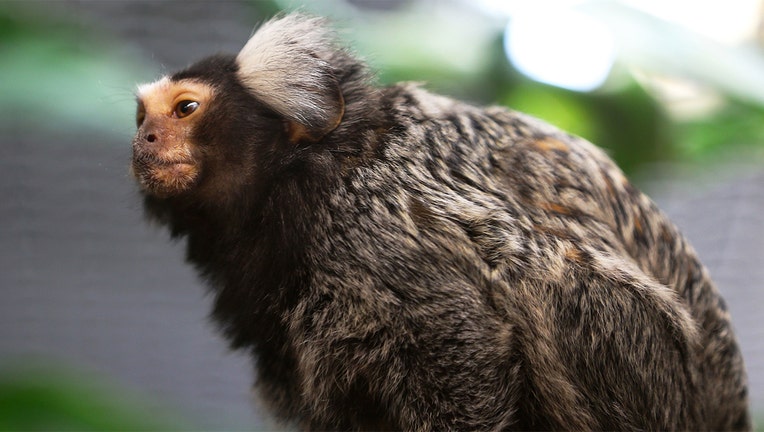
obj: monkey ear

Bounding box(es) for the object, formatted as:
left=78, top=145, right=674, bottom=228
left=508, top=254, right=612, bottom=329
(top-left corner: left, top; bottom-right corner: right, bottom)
left=236, top=14, right=345, bottom=142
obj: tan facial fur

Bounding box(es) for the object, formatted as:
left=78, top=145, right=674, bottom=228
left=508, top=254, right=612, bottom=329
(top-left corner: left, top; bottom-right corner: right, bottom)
left=132, top=77, right=214, bottom=197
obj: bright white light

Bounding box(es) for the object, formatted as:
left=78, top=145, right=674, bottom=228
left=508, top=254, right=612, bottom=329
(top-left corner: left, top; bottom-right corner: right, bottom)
left=503, top=9, right=616, bottom=92
left=621, top=0, right=761, bottom=44
left=469, top=0, right=590, bottom=18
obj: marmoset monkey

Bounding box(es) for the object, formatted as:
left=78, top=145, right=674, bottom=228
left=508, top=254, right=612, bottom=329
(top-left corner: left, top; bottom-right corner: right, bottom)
left=132, top=14, right=750, bottom=431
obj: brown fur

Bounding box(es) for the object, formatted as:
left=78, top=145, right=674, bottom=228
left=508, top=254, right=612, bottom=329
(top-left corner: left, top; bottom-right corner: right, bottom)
left=131, top=14, right=750, bottom=431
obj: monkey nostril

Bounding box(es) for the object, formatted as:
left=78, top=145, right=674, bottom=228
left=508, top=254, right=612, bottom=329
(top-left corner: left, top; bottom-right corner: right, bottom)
left=146, top=134, right=157, bottom=143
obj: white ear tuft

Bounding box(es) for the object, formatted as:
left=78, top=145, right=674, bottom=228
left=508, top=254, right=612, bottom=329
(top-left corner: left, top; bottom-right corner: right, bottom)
left=236, top=14, right=345, bottom=141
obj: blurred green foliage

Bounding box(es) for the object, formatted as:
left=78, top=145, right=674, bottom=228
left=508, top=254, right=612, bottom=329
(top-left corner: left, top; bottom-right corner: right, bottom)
left=0, top=5, right=151, bottom=140
left=0, top=361, right=187, bottom=431
left=677, top=99, right=764, bottom=160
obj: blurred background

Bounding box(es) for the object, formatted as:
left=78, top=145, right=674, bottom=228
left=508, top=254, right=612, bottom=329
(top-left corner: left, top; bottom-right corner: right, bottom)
left=0, top=0, right=762, bottom=429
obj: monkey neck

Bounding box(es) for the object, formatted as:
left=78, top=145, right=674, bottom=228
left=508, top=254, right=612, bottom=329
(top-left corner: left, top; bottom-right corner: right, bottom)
left=142, top=157, right=334, bottom=350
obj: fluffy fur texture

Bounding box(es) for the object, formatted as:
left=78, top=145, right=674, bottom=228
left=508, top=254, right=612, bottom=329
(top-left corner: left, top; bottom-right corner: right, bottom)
left=236, top=15, right=346, bottom=137
left=133, top=14, right=750, bottom=431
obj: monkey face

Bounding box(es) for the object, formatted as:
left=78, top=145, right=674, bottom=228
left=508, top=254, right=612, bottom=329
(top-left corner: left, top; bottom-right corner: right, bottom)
left=132, top=77, right=214, bottom=197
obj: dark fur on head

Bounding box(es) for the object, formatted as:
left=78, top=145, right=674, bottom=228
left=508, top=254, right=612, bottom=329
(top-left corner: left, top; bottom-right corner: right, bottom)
left=134, top=13, right=750, bottom=431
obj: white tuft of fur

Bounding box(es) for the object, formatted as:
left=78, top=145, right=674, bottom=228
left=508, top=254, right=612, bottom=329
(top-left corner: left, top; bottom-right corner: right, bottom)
left=136, top=76, right=170, bottom=97
left=236, top=14, right=341, bottom=129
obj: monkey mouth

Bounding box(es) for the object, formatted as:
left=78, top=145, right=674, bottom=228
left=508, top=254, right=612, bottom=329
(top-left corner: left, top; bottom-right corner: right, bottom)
left=132, top=152, right=199, bottom=196
left=132, top=148, right=194, bottom=168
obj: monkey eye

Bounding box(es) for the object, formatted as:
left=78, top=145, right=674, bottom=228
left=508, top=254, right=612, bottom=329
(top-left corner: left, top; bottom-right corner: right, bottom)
left=175, top=100, right=200, bottom=118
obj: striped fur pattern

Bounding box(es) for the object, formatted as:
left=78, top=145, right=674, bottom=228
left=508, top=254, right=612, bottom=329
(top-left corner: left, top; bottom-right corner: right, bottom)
left=134, top=14, right=750, bottom=431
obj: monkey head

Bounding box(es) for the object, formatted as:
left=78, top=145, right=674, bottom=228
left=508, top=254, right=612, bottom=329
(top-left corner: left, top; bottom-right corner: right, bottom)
left=131, top=15, right=347, bottom=202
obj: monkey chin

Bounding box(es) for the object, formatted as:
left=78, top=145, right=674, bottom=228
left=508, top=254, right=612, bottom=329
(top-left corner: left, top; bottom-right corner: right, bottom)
left=132, top=158, right=200, bottom=198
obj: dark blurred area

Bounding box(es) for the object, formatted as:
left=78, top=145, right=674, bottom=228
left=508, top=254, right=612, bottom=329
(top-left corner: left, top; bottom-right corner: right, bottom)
left=0, top=0, right=762, bottom=429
